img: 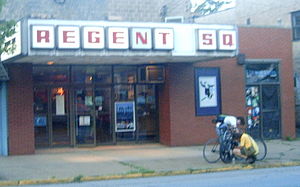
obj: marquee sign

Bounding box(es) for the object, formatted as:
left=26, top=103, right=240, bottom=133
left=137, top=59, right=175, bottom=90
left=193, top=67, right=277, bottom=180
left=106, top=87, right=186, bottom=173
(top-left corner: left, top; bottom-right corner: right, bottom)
left=31, top=25, right=175, bottom=50
left=31, top=25, right=236, bottom=51
left=1, top=20, right=238, bottom=62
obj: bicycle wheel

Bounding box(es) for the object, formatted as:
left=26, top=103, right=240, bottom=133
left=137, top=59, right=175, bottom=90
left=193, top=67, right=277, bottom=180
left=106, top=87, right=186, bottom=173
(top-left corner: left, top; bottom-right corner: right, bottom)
left=203, top=138, right=220, bottom=163
left=254, top=138, right=267, bottom=161
left=220, top=140, right=233, bottom=163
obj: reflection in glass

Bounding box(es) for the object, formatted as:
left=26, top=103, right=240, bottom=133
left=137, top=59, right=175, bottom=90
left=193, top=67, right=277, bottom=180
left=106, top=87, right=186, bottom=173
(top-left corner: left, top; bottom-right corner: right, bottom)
left=246, top=63, right=279, bottom=83
left=95, top=88, right=113, bottom=144
left=136, top=85, right=158, bottom=141
left=114, top=66, right=136, bottom=83
left=75, top=88, right=95, bottom=145
left=51, top=87, right=70, bottom=146
left=34, top=88, right=49, bottom=147
left=72, top=66, right=112, bottom=84
left=33, top=66, right=69, bottom=83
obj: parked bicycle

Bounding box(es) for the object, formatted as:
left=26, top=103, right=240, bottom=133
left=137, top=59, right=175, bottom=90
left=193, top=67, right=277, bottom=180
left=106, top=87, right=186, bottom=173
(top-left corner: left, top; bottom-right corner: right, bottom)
left=203, top=118, right=267, bottom=164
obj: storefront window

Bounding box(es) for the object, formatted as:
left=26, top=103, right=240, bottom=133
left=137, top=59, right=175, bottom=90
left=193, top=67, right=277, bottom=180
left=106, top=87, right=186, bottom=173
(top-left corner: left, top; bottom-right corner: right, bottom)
left=114, top=85, right=135, bottom=101
left=246, top=63, right=279, bottom=83
left=72, top=66, right=112, bottom=84
left=33, top=66, right=69, bottom=84
left=114, top=66, right=137, bottom=83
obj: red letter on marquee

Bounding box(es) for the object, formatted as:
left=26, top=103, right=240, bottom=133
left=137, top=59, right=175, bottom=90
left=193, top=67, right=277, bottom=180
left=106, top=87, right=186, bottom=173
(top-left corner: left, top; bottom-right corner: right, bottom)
left=222, top=34, right=233, bottom=46
left=88, top=31, right=100, bottom=43
left=37, top=30, right=50, bottom=43
left=202, top=34, right=213, bottom=45
left=159, top=32, right=169, bottom=44
left=136, top=32, right=147, bottom=44
left=113, top=32, right=124, bottom=44
left=63, top=31, right=75, bottom=43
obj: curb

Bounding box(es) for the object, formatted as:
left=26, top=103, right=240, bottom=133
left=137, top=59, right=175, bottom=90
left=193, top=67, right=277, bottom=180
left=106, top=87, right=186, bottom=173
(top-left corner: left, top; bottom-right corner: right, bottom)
left=1, top=161, right=300, bottom=186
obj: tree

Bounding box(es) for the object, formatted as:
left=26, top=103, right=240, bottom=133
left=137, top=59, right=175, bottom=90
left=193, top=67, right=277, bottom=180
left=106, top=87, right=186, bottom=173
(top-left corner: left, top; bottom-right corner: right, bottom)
left=190, top=0, right=234, bottom=16
left=0, top=0, right=16, bottom=56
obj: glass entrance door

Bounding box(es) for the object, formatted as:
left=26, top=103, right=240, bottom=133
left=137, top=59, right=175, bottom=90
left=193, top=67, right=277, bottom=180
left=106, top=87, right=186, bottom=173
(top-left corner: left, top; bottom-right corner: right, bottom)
left=136, top=85, right=158, bottom=141
left=95, top=87, right=113, bottom=144
left=74, top=88, right=95, bottom=145
left=51, top=87, right=70, bottom=146
left=245, top=62, right=281, bottom=139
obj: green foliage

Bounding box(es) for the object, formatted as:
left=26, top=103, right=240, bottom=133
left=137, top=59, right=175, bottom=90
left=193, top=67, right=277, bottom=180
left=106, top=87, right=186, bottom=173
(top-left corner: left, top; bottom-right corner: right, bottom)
left=73, top=175, right=83, bottom=182
left=0, top=0, right=6, bottom=13
left=194, top=0, right=231, bottom=16
left=285, top=136, right=296, bottom=141
left=0, top=0, right=16, bottom=56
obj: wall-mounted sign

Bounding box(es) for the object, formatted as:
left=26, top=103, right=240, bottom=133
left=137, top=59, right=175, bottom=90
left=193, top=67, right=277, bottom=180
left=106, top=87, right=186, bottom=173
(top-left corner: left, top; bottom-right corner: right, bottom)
left=195, top=68, right=221, bottom=116
left=31, top=24, right=236, bottom=51
left=1, top=21, right=22, bottom=61
left=31, top=25, right=174, bottom=50
left=198, top=29, right=237, bottom=50
left=115, top=101, right=136, bottom=132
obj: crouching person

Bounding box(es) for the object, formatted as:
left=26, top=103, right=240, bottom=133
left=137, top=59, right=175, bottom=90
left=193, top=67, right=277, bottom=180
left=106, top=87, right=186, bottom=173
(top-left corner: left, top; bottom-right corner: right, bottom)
left=232, top=132, right=259, bottom=164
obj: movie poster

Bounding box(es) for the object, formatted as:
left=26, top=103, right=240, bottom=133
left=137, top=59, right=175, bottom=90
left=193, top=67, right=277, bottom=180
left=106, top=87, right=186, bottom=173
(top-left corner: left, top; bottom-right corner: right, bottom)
left=115, top=101, right=136, bottom=132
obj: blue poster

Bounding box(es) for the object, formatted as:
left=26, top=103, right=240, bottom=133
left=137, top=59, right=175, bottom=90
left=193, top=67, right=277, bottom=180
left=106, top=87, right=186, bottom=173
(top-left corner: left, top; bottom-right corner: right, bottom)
left=195, top=68, right=221, bottom=116
left=34, top=116, right=47, bottom=127
left=115, top=101, right=136, bottom=132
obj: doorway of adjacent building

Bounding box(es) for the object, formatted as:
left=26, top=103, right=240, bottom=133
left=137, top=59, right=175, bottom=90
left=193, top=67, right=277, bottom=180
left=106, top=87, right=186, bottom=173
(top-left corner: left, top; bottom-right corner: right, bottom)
left=245, top=62, right=281, bottom=139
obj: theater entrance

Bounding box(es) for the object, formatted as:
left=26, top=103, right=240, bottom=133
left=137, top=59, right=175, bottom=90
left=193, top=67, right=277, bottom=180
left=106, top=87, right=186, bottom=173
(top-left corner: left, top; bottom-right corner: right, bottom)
left=74, top=87, right=113, bottom=146
left=33, top=65, right=163, bottom=148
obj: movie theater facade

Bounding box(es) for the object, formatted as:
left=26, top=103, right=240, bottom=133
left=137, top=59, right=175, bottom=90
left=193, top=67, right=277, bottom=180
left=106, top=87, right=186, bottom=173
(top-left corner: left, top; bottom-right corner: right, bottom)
left=0, top=19, right=295, bottom=155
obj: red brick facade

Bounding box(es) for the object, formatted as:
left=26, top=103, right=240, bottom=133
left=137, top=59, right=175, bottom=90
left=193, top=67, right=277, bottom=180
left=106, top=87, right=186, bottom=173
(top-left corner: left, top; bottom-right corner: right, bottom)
left=158, top=27, right=295, bottom=146
left=7, top=64, right=35, bottom=155
left=5, top=27, right=295, bottom=154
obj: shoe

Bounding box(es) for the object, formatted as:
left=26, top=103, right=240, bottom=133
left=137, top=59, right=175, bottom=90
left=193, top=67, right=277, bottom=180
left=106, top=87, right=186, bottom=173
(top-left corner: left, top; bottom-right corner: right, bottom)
left=246, top=156, right=256, bottom=164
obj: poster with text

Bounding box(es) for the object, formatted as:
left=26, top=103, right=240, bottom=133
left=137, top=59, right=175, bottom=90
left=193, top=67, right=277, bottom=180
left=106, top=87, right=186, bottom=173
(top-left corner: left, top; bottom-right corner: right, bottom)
left=115, top=101, right=136, bottom=132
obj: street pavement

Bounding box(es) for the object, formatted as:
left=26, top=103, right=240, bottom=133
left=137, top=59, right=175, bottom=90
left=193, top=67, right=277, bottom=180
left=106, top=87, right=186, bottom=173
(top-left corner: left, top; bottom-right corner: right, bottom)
left=0, top=139, right=300, bottom=186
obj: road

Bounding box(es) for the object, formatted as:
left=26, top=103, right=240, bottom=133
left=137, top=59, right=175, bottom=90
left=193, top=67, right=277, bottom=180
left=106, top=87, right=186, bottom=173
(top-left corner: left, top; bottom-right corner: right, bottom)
left=14, top=166, right=300, bottom=187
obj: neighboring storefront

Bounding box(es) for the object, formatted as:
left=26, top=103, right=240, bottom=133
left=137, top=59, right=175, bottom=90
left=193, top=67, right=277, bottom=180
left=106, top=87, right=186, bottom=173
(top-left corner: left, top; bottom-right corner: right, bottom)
left=0, top=19, right=295, bottom=155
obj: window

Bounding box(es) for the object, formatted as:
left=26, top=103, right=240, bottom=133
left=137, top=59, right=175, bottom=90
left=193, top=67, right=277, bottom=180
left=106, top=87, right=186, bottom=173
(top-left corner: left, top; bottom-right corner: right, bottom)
left=165, top=16, right=184, bottom=23
left=72, top=66, right=112, bottom=84
left=33, top=66, right=69, bottom=84
left=245, top=63, right=279, bottom=83
left=114, top=66, right=137, bottom=84
left=138, top=65, right=165, bottom=83
left=292, top=10, right=300, bottom=40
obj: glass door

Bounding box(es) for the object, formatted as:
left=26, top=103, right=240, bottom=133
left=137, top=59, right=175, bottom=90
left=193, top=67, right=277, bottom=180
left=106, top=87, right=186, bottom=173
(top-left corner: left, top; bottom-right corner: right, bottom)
left=95, top=87, right=113, bottom=144
left=245, top=62, right=281, bottom=139
left=261, top=85, right=280, bottom=139
left=136, top=85, right=159, bottom=141
left=74, top=88, right=95, bottom=145
left=51, top=87, right=70, bottom=146
left=34, top=88, right=49, bottom=147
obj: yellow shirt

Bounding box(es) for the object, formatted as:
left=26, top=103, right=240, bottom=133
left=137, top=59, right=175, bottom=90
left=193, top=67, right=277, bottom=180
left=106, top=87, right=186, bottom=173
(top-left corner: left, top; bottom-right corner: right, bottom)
left=240, top=133, right=259, bottom=155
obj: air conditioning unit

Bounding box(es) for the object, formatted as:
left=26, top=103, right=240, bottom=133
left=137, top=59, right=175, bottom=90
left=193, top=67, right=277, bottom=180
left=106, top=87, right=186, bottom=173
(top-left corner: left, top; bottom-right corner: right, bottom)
left=138, top=65, right=165, bottom=83
left=165, top=16, right=184, bottom=23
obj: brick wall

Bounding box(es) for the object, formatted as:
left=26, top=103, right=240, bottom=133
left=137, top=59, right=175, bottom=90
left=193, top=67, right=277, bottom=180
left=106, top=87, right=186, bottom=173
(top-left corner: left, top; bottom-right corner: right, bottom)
left=239, top=27, right=296, bottom=138
left=7, top=64, right=34, bottom=155
left=163, top=59, right=245, bottom=146
left=158, top=27, right=295, bottom=146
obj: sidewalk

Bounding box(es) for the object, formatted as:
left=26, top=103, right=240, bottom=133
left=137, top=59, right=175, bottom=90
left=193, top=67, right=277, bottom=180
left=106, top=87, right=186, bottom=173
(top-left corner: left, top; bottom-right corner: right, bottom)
left=1, top=139, right=300, bottom=186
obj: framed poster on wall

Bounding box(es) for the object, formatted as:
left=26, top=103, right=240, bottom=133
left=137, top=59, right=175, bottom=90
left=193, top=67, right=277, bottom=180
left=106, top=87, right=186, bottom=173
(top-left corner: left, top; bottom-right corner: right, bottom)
left=115, top=101, right=136, bottom=132
left=195, top=68, right=221, bottom=116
